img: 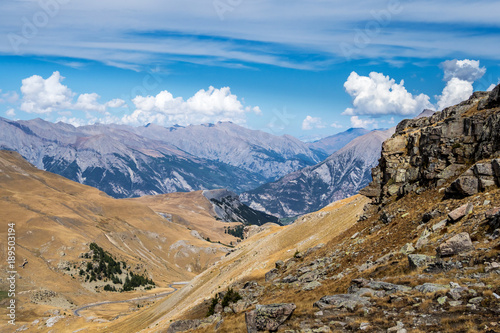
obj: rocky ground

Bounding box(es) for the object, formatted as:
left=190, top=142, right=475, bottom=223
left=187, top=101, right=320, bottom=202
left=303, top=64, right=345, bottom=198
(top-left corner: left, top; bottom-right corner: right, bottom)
left=164, top=85, right=500, bottom=332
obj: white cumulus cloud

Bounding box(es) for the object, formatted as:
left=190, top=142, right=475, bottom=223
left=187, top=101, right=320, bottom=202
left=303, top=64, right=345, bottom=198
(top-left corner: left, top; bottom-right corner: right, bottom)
left=20, top=71, right=74, bottom=114
left=122, top=86, right=260, bottom=126
left=436, top=78, right=474, bottom=111
left=20, top=71, right=125, bottom=115
left=105, top=98, right=126, bottom=108
left=302, top=116, right=325, bottom=130
left=342, top=71, right=433, bottom=117
left=350, top=116, right=378, bottom=129
left=436, top=59, right=486, bottom=111
left=441, top=59, right=486, bottom=82
left=74, top=93, right=107, bottom=113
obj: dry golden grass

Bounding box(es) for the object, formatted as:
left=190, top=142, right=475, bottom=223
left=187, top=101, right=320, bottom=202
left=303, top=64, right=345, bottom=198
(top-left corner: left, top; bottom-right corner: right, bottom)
left=0, top=151, right=228, bottom=331
left=117, top=195, right=370, bottom=332
left=131, top=191, right=242, bottom=245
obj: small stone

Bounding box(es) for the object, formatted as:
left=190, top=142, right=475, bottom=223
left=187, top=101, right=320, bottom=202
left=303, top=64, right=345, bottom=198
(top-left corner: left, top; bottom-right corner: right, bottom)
left=466, top=304, right=477, bottom=311
left=437, top=296, right=448, bottom=305
left=447, top=288, right=465, bottom=300
left=448, top=301, right=462, bottom=307
left=387, top=321, right=406, bottom=333
left=432, top=219, right=447, bottom=232
left=281, top=275, right=298, bottom=283
left=408, top=254, right=434, bottom=270
left=468, top=296, right=484, bottom=304
left=448, top=203, right=473, bottom=222
left=275, top=260, right=285, bottom=269
left=302, top=281, right=322, bottom=291
left=359, top=322, right=371, bottom=331
left=446, top=176, right=479, bottom=197
left=400, top=243, right=415, bottom=255
left=474, top=163, right=494, bottom=176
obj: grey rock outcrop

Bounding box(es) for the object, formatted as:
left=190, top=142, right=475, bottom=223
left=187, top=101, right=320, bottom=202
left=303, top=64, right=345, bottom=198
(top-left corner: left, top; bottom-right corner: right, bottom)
left=414, top=283, right=449, bottom=293
left=245, top=303, right=296, bottom=332
left=408, top=254, right=434, bottom=270
left=478, top=84, right=500, bottom=110
left=166, top=319, right=201, bottom=333
left=361, top=86, right=500, bottom=205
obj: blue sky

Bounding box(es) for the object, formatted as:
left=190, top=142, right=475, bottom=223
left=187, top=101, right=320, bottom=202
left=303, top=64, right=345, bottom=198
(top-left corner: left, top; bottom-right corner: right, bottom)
left=0, top=0, right=499, bottom=139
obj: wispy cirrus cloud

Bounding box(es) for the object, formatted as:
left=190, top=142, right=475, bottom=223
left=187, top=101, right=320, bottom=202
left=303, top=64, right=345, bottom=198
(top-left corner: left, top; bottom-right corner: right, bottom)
left=1, top=1, right=499, bottom=70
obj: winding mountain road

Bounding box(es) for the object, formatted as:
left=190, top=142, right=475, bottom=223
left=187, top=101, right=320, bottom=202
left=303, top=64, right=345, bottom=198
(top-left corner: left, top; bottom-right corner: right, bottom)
left=73, top=282, right=189, bottom=317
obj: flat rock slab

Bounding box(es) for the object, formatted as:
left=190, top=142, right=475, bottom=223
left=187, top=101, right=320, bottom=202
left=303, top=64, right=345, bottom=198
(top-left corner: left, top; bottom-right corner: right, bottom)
left=414, top=283, right=449, bottom=293
left=313, top=294, right=371, bottom=312
left=437, top=232, right=474, bottom=257
left=448, top=203, right=473, bottom=222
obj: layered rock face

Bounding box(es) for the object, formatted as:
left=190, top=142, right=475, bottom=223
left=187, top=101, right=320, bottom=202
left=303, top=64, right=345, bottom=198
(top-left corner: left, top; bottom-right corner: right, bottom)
left=362, top=84, right=500, bottom=204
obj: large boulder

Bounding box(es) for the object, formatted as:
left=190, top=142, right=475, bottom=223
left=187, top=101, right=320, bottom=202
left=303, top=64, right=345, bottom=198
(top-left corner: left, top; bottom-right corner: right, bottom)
left=408, top=254, right=434, bottom=270
left=436, top=232, right=474, bottom=257
left=245, top=303, right=296, bottom=333
left=446, top=175, right=478, bottom=197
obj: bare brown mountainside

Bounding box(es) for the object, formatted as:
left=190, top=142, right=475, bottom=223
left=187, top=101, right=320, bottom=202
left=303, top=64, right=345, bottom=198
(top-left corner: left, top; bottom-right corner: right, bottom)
left=0, top=150, right=236, bottom=330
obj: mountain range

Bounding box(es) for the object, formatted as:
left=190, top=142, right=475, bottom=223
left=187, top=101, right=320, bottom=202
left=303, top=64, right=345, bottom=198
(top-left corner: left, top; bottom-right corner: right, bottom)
left=240, top=128, right=394, bottom=217
left=0, top=118, right=326, bottom=198
left=0, top=118, right=373, bottom=216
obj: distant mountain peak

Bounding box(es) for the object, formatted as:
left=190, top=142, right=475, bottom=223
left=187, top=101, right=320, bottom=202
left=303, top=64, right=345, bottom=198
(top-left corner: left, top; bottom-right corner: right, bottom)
left=241, top=128, right=394, bottom=217
left=414, top=109, right=436, bottom=119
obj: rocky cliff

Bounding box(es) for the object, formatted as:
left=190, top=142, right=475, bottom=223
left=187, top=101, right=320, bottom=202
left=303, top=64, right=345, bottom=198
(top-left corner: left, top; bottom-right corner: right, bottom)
left=362, top=85, right=500, bottom=205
